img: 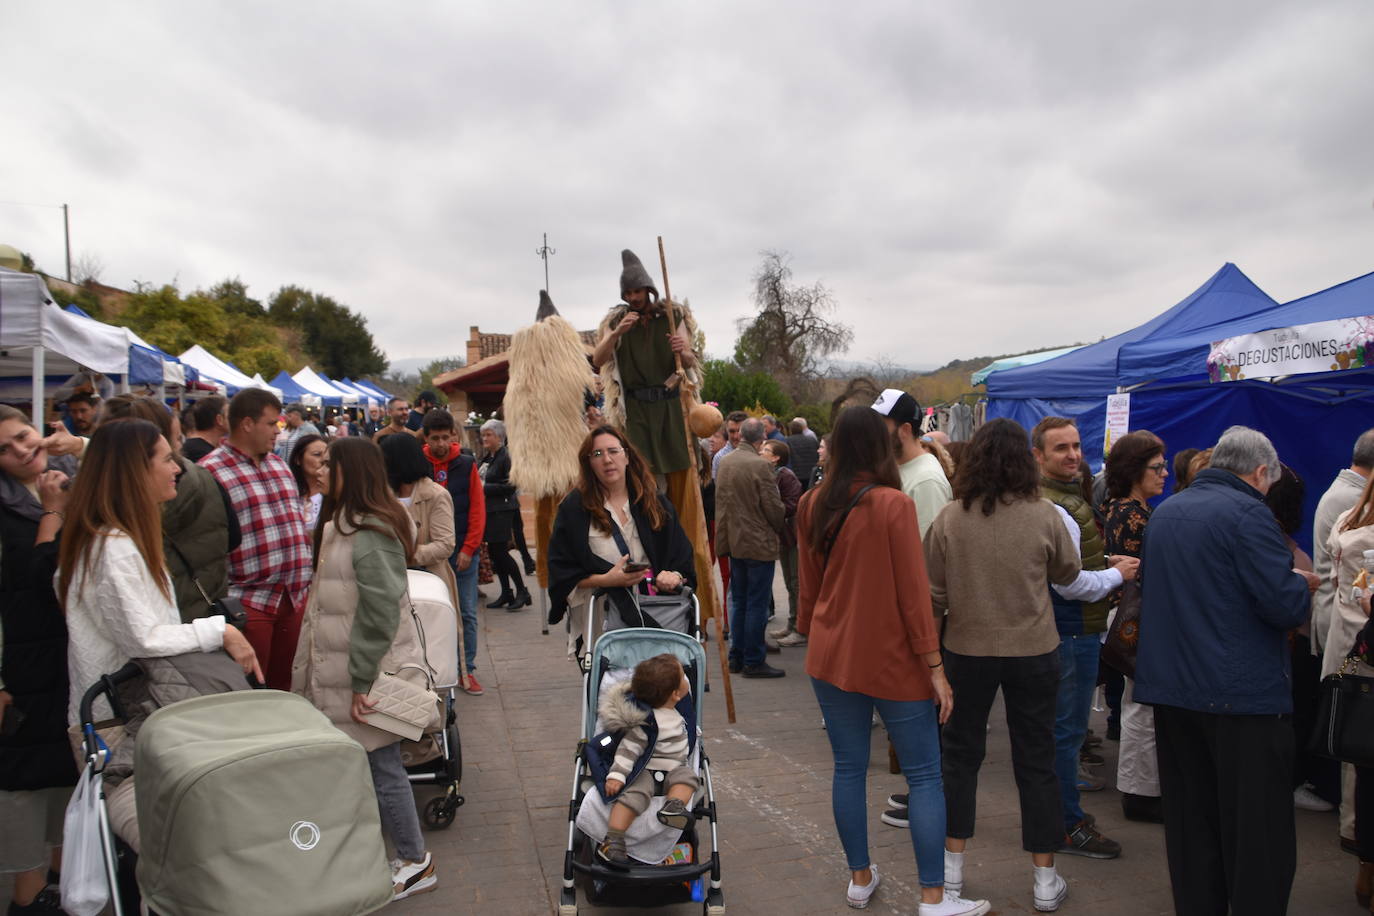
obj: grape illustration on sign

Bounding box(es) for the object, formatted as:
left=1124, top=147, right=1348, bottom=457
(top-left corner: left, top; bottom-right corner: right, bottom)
left=1208, top=315, right=1374, bottom=382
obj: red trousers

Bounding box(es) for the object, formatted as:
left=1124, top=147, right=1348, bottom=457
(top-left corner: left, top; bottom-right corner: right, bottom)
left=242, top=591, right=303, bottom=691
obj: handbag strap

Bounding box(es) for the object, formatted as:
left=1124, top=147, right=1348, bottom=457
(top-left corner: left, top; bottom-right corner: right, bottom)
left=607, top=511, right=651, bottom=595
left=167, top=540, right=216, bottom=608
left=821, top=484, right=876, bottom=570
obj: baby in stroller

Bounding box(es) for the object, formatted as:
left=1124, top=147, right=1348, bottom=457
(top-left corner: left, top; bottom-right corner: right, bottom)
left=596, top=653, right=699, bottom=867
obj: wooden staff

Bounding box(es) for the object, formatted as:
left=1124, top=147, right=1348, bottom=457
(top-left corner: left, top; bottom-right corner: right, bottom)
left=658, top=235, right=736, bottom=723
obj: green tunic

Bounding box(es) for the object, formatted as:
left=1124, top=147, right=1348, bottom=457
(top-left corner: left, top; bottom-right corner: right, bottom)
left=614, top=310, right=690, bottom=475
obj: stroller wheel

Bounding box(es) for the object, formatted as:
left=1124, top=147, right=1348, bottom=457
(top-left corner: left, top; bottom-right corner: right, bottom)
left=422, top=794, right=460, bottom=829
left=445, top=720, right=463, bottom=782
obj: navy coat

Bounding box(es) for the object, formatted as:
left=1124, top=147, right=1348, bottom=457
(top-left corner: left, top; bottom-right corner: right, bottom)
left=1134, top=468, right=1311, bottom=715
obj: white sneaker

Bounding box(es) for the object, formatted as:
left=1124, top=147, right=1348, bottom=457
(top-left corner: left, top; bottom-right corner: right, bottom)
left=944, top=849, right=964, bottom=896
left=392, top=851, right=437, bottom=901
left=1294, top=785, right=1334, bottom=812
left=846, top=864, right=880, bottom=909
left=1033, top=865, right=1067, bottom=912
left=919, top=891, right=991, bottom=916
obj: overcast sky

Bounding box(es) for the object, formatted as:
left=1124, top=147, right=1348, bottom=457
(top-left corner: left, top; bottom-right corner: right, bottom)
left=5, top=1, right=1372, bottom=373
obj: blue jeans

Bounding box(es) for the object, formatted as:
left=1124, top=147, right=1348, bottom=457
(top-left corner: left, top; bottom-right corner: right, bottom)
left=1055, top=633, right=1101, bottom=830
left=728, top=558, right=774, bottom=668
left=812, top=677, right=946, bottom=887
left=451, top=552, right=480, bottom=673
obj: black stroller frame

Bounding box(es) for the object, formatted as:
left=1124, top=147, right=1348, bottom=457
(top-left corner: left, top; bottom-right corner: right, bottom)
left=558, top=587, right=725, bottom=915
left=76, top=661, right=146, bottom=916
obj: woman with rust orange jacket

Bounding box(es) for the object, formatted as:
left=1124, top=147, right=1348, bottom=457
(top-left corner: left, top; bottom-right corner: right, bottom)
left=797, top=406, right=985, bottom=916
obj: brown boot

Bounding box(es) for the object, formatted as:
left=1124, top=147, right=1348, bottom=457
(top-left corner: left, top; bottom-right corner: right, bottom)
left=1357, top=860, right=1374, bottom=909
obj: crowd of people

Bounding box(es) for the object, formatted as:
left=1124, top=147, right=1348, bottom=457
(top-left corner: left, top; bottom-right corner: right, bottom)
left=0, top=384, right=553, bottom=911
left=1, top=247, right=1368, bottom=916
left=683, top=383, right=1358, bottom=914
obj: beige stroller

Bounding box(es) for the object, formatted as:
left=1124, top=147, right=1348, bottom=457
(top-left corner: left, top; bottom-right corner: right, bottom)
left=400, top=569, right=466, bottom=828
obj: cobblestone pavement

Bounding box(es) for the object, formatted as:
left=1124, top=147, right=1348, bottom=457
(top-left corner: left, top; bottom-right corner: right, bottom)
left=394, top=573, right=1355, bottom=916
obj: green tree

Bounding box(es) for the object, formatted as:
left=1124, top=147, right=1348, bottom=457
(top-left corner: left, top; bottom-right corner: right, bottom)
left=700, top=359, right=791, bottom=416
left=206, top=277, right=266, bottom=319
left=116, top=282, right=293, bottom=377
left=269, top=285, right=387, bottom=378
left=416, top=357, right=464, bottom=405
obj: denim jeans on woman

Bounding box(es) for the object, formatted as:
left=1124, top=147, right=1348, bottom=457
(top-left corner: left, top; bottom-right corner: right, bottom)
left=450, top=553, right=480, bottom=673
left=811, top=677, right=946, bottom=887
left=367, top=743, right=425, bottom=861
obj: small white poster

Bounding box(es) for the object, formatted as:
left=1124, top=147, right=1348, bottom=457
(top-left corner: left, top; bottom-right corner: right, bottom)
left=1104, top=393, right=1130, bottom=455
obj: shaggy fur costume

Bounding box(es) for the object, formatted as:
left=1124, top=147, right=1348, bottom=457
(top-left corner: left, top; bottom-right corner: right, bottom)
left=506, top=313, right=594, bottom=500
left=595, top=298, right=703, bottom=431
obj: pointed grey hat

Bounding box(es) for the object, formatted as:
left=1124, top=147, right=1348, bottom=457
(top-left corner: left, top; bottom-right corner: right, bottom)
left=619, top=249, right=659, bottom=299
left=536, top=289, right=559, bottom=321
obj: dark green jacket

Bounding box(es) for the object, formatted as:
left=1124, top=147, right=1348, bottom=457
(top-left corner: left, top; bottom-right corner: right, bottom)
left=1041, top=475, right=1110, bottom=635
left=163, top=457, right=236, bottom=623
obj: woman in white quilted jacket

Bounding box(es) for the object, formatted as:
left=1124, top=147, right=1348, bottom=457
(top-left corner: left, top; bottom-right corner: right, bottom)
left=291, top=437, right=437, bottom=902
left=59, top=418, right=262, bottom=853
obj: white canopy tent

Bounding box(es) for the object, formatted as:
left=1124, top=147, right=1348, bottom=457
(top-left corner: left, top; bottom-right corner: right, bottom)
left=179, top=345, right=281, bottom=397
left=324, top=375, right=376, bottom=407
left=0, top=267, right=129, bottom=420
left=293, top=366, right=356, bottom=406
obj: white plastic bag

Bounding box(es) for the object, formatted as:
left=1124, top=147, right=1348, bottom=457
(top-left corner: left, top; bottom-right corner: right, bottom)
left=60, top=762, right=110, bottom=916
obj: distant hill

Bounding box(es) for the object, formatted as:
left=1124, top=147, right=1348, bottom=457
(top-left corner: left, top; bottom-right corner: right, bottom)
left=907, top=344, right=1083, bottom=405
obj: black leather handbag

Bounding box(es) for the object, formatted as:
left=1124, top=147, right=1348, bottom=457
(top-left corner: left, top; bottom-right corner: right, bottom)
left=1309, top=652, right=1374, bottom=767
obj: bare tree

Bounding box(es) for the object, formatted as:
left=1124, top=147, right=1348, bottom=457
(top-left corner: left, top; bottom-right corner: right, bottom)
left=734, top=251, right=853, bottom=399
left=72, top=251, right=105, bottom=285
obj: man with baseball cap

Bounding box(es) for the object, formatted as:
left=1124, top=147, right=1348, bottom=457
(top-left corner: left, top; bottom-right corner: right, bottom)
left=871, top=389, right=952, bottom=538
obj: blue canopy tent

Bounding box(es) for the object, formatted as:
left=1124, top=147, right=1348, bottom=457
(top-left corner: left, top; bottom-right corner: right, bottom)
left=1102, top=268, right=1374, bottom=550
left=270, top=370, right=321, bottom=407
left=985, top=263, right=1278, bottom=468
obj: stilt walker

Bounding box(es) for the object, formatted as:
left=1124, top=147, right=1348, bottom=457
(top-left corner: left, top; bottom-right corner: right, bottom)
left=594, top=246, right=734, bottom=721
left=505, top=291, right=596, bottom=636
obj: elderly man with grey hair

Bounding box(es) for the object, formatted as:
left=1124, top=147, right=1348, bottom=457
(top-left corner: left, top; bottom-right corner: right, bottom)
left=1134, top=426, right=1319, bottom=916
left=715, top=417, right=787, bottom=678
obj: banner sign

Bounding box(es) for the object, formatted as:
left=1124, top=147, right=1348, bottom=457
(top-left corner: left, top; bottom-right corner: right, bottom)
left=1208, top=316, right=1374, bottom=382
left=1104, top=393, right=1130, bottom=455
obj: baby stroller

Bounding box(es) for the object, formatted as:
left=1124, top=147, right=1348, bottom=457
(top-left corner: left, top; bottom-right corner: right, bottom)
left=75, top=666, right=394, bottom=916
left=559, top=587, right=725, bottom=915
left=401, top=569, right=466, bottom=829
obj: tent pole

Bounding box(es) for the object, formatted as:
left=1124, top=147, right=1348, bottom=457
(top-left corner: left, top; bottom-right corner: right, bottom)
left=31, top=347, right=45, bottom=425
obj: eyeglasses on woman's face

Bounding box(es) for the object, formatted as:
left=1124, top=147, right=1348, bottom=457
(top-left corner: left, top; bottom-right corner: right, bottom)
left=1147, top=462, right=1168, bottom=475
left=589, top=447, right=624, bottom=460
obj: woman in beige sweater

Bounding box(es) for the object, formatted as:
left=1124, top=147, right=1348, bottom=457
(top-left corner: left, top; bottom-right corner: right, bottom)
left=924, top=418, right=1080, bottom=913
left=380, top=434, right=469, bottom=688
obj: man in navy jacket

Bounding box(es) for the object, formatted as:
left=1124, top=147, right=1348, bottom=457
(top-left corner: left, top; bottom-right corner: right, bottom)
left=1136, top=426, right=1318, bottom=916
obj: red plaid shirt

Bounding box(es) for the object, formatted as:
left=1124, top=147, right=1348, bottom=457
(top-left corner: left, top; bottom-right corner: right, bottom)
left=202, top=442, right=313, bottom=616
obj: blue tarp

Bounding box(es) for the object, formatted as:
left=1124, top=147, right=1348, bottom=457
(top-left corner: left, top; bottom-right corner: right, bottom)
left=986, top=263, right=1278, bottom=444
left=1116, top=269, right=1374, bottom=388
left=987, top=263, right=1277, bottom=402
left=269, top=370, right=317, bottom=404
left=1100, top=268, right=1374, bottom=553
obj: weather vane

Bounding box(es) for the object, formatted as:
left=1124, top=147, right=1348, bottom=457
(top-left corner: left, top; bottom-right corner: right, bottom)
left=535, top=232, right=556, bottom=291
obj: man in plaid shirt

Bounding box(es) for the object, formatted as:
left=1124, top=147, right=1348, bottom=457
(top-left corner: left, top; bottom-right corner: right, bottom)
left=203, top=389, right=313, bottom=690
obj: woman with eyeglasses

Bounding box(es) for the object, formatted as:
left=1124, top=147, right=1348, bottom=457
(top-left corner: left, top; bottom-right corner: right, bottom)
left=546, top=425, right=694, bottom=662
left=1100, top=430, right=1167, bottom=824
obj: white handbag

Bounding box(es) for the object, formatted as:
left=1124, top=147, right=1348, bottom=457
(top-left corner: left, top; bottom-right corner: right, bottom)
left=365, top=662, right=440, bottom=741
